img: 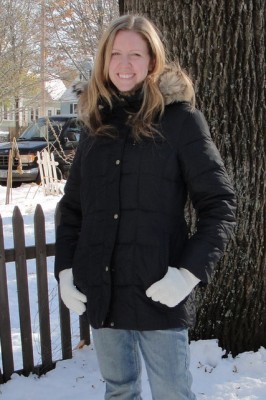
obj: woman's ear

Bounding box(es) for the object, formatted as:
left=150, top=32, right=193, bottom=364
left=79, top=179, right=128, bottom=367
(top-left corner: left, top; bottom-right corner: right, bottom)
left=148, top=58, right=155, bottom=72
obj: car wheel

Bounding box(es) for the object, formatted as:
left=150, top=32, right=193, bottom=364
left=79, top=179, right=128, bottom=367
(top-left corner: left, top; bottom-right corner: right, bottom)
left=61, top=167, right=70, bottom=180
left=0, top=181, right=22, bottom=188
left=56, top=167, right=63, bottom=181
left=12, top=182, right=22, bottom=188
left=35, top=172, right=41, bottom=185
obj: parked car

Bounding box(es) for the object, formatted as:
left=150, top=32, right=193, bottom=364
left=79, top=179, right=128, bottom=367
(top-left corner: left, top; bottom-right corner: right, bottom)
left=0, top=115, right=81, bottom=185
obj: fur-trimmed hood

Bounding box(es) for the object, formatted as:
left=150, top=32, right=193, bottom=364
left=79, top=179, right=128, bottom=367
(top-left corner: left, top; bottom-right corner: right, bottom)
left=158, top=64, right=195, bottom=105
left=72, top=64, right=195, bottom=106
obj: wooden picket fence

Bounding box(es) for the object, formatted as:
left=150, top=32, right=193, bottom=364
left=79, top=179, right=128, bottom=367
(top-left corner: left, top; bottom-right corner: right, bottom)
left=0, top=205, right=90, bottom=384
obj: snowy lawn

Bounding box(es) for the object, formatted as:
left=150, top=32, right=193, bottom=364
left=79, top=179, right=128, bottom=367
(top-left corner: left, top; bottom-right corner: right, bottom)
left=1, top=183, right=266, bottom=399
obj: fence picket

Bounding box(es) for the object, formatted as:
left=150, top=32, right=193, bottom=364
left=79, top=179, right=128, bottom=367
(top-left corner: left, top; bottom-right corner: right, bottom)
left=12, top=206, right=34, bottom=375
left=79, top=316, right=90, bottom=346
left=51, top=153, right=59, bottom=195
left=0, top=214, right=14, bottom=382
left=34, top=205, right=53, bottom=371
left=54, top=203, right=73, bottom=360
left=58, top=292, right=72, bottom=360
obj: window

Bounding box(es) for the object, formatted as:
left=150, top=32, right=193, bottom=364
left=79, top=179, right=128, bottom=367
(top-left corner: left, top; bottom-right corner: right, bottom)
left=48, top=110, right=52, bottom=117
left=70, top=103, right=78, bottom=114
left=3, top=105, right=8, bottom=120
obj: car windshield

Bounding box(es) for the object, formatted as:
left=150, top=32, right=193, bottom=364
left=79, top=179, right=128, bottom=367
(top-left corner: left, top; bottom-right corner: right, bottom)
left=18, top=117, right=69, bottom=141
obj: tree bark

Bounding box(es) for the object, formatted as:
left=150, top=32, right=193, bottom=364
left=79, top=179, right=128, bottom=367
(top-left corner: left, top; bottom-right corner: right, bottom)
left=120, top=0, right=266, bottom=356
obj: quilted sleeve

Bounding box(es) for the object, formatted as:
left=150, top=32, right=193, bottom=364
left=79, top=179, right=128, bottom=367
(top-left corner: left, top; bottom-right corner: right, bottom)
left=176, top=108, right=236, bottom=283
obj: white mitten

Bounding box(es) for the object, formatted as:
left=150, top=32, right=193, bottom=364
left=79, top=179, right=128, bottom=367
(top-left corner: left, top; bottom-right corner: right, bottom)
left=59, top=268, right=87, bottom=315
left=146, top=267, right=200, bottom=308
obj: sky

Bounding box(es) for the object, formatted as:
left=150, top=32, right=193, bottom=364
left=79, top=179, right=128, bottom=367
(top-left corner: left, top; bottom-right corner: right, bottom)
left=0, top=183, right=266, bottom=399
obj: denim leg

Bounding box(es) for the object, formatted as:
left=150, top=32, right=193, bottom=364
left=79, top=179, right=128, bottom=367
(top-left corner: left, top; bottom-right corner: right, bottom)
left=91, top=328, right=142, bottom=400
left=137, top=329, right=197, bottom=400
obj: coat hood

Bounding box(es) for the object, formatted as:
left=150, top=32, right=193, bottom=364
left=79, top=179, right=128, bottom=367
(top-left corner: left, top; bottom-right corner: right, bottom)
left=158, top=64, right=195, bottom=106
left=73, top=64, right=195, bottom=106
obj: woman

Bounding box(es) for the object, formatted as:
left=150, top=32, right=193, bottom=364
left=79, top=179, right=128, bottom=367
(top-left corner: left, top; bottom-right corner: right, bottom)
left=55, top=14, right=236, bottom=400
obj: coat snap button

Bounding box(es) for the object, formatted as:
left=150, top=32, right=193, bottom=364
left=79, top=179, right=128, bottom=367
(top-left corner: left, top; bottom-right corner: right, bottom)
left=115, top=159, right=120, bottom=165
left=105, top=266, right=109, bottom=272
left=113, top=213, right=119, bottom=219
left=110, top=322, right=115, bottom=327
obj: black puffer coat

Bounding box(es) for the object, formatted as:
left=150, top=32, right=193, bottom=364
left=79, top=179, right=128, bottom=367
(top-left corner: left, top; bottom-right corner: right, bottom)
left=55, top=71, right=236, bottom=330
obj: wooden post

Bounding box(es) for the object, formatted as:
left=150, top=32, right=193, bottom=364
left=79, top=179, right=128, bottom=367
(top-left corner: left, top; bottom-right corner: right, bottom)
left=50, top=152, right=59, bottom=195
left=37, top=151, right=46, bottom=195
left=5, top=150, right=13, bottom=205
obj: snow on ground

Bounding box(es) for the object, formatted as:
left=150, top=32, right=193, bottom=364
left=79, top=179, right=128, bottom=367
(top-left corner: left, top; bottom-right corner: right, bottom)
left=1, top=183, right=266, bottom=399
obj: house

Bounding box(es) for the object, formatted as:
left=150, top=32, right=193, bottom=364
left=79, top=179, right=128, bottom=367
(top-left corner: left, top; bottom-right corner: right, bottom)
left=60, top=59, right=93, bottom=115
left=59, top=83, right=79, bottom=115
left=0, top=79, right=66, bottom=136
left=0, top=59, right=93, bottom=136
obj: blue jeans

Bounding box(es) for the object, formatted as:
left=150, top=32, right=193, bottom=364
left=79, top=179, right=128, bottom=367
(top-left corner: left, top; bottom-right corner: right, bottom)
left=91, top=327, right=197, bottom=400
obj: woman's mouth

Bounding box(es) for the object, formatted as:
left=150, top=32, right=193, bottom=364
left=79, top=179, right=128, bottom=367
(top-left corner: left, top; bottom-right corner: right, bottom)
left=118, top=73, right=134, bottom=79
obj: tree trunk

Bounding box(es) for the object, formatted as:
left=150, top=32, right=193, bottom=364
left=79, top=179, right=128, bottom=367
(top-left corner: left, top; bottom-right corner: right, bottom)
left=15, top=97, right=20, bottom=136
left=120, top=0, right=266, bottom=356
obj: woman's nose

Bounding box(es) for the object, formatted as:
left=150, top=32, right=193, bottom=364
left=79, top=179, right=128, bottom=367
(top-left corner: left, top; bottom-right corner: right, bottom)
left=120, top=55, right=131, bottom=66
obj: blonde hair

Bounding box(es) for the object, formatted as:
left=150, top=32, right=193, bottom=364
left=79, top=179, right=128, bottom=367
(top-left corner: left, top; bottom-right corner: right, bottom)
left=78, top=14, right=166, bottom=139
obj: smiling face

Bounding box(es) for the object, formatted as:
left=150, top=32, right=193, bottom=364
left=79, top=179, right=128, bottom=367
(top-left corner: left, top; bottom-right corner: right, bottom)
left=108, top=30, right=153, bottom=93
